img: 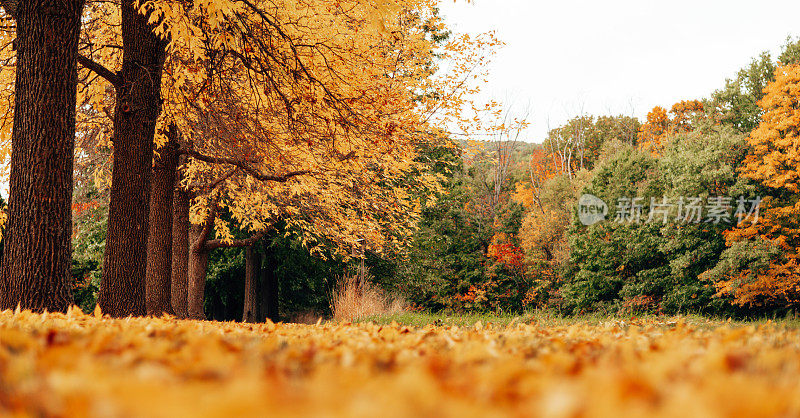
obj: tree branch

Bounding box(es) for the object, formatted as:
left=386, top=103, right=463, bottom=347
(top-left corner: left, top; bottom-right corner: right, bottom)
left=77, top=54, right=121, bottom=89
left=205, top=230, right=267, bottom=251
left=183, top=149, right=310, bottom=182
left=186, top=169, right=237, bottom=192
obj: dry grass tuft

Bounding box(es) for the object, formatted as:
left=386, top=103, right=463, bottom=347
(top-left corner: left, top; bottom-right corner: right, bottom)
left=329, top=273, right=405, bottom=321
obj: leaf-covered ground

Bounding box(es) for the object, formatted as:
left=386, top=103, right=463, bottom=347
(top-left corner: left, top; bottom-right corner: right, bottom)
left=1, top=308, right=799, bottom=417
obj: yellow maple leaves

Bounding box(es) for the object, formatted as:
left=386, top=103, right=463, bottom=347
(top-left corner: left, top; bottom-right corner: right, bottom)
left=2, top=310, right=800, bottom=417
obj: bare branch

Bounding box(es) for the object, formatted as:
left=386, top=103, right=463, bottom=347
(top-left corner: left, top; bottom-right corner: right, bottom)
left=205, top=230, right=268, bottom=250
left=77, top=54, right=120, bottom=89
left=185, top=169, right=236, bottom=192
left=183, top=149, right=310, bottom=183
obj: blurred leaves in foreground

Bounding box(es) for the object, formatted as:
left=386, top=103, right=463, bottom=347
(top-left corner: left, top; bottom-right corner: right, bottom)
left=1, top=309, right=800, bottom=417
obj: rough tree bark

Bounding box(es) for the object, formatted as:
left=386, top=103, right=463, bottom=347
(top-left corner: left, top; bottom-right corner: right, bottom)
left=171, top=159, right=190, bottom=318
left=241, top=245, right=261, bottom=323
left=98, top=0, right=168, bottom=317
left=0, top=0, right=84, bottom=312
left=145, top=127, right=179, bottom=316
left=187, top=223, right=209, bottom=320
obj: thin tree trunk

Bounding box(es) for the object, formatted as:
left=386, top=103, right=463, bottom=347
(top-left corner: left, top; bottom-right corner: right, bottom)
left=187, top=223, right=208, bottom=320
left=242, top=245, right=261, bottom=323
left=171, top=162, right=190, bottom=318
left=0, top=0, right=84, bottom=312
left=260, top=239, right=279, bottom=322
left=255, top=258, right=263, bottom=321
left=99, top=0, right=168, bottom=317
left=145, top=128, right=178, bottom=316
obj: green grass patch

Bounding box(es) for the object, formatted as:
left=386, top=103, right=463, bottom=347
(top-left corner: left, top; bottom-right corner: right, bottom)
left=358, top=310, right=627, bottom=327
left=355, top=310, right=800, bottom=329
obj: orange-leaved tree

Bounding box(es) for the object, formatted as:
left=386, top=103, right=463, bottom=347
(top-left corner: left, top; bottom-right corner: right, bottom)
left=638, top=100, right=705, bottom=155
left=712, top=64, right=800, bottom=307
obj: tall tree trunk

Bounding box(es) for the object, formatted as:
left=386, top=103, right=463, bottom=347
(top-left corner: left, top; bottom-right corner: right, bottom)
left=242, top=245, right=261, bottom=323
left=145, top=128, right=178, bottom=316
left=0, top=0, right=84, bottom=312
left=260, top=239, right=279, bottom=322
left=171, top=162, right=190, bottom=318
left=187, top=223, right=208, bottom=320
left=98, top=0, right=167, bottom=317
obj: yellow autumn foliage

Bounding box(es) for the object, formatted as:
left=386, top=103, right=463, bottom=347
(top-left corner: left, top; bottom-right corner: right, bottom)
left=2, top=309, right=800, bottom=417
left=715, top=64, right=800, bottom=306
left=0, top=0, right=498, bottom=255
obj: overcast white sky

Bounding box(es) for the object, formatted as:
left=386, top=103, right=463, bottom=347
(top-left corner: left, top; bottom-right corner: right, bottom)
left=437, top=0, right=800, bottom=142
